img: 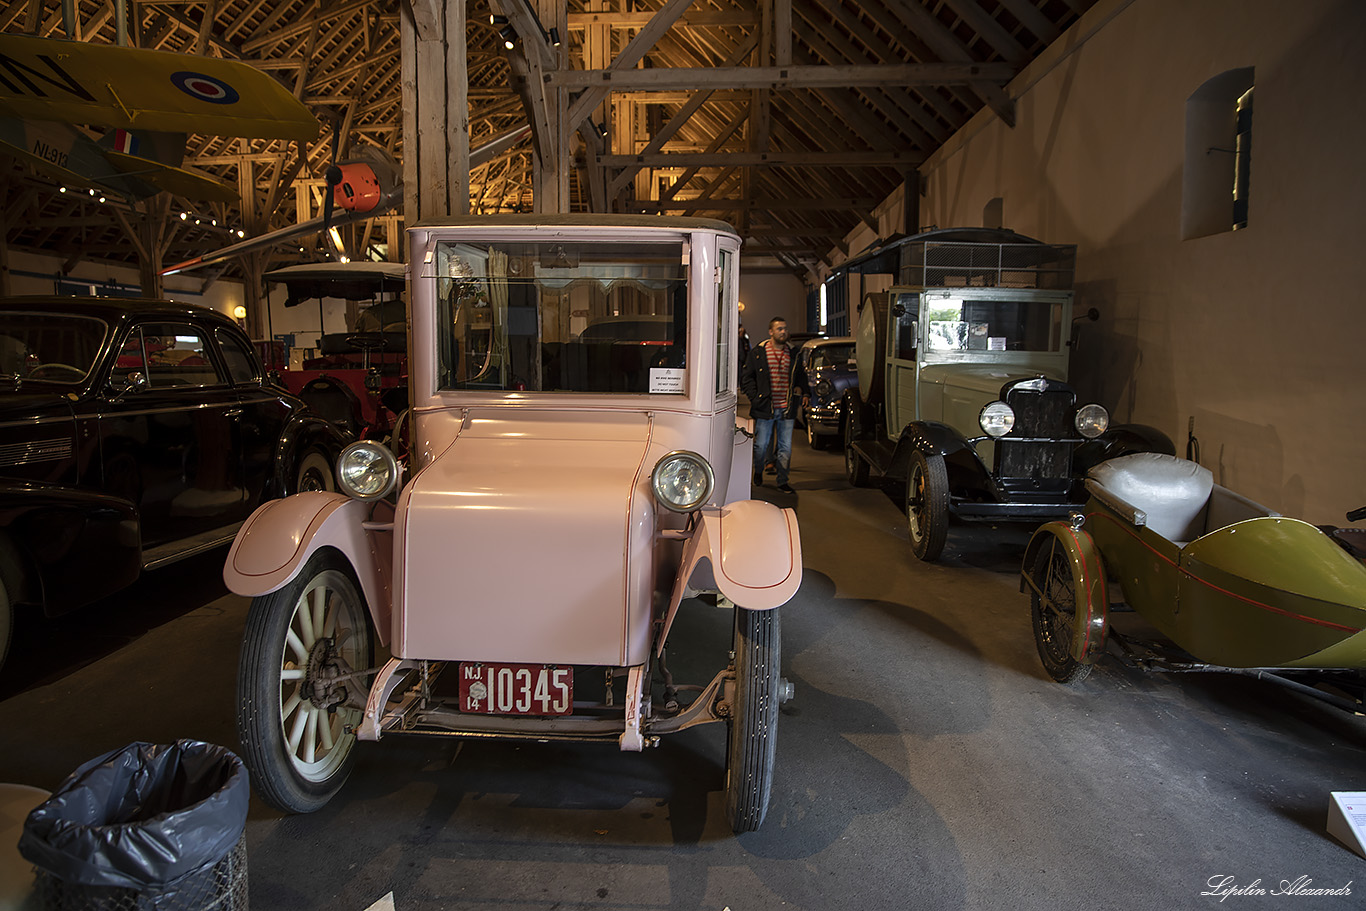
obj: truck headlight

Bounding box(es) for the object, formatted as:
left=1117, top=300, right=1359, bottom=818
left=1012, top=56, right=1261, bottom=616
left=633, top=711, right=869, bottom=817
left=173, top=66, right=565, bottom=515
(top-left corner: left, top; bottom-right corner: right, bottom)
left=337, top=441, right=399, bottom=500
left=652, top=450, right=714, bottom=513
left=979, top=401, right=1015, bottom=438
left=1075, top=404, right=1109, bottom=439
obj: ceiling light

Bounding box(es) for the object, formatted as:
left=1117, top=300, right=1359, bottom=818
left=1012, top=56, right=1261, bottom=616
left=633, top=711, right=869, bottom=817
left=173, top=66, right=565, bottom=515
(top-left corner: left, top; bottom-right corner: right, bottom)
left=180, top=212, right=188, bottom=220
left=236, top=229, right=245, bottom=238
left=490, top=14, right=508, bottom=26
left=549, top=27, right=561, bottom=46
left=59, top=186, right=67, bottom=193
left=499, top=25, right=516, bottom=49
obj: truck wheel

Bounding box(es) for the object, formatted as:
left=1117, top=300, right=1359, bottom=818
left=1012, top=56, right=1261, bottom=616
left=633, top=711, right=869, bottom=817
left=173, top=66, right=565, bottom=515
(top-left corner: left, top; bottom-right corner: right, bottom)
left=1030, top=544, right=1092, bottom=684
left=906, top=450, right=948, bottom=561
left=296, top=449, right=335, bottom=493
left=843, top=401, right=870, bottom=487
left=237, top=550, right=373, bottom=813
left=725, top=607, right=780, bottom=833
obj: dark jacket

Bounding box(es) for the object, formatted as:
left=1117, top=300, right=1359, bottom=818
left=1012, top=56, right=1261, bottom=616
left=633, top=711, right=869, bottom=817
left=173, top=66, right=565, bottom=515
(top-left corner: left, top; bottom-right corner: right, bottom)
left=741, top=340, right=807, bottom=419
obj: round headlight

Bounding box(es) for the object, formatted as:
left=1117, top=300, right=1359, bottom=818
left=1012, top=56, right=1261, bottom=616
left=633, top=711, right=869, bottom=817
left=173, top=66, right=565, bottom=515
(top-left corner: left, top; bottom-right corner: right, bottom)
left=651, top=450, right=714, bottom=513
left=337, top=441, right=399, bottom=500
left=1075, top=404, right=1109, bottom=439
left=979, top=401, right=1015, bottom=438
left=814, top=378, right=834, bottom=400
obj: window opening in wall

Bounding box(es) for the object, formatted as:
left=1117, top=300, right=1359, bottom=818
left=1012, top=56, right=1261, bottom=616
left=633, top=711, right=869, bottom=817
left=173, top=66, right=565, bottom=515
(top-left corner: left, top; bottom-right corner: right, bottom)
left=1181, top=67, right=1254, bottom=240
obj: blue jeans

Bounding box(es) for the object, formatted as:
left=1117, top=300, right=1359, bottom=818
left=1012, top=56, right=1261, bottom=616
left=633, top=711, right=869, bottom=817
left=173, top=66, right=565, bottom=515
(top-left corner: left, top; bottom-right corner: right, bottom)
left=752, top=405, right=794, bottom=485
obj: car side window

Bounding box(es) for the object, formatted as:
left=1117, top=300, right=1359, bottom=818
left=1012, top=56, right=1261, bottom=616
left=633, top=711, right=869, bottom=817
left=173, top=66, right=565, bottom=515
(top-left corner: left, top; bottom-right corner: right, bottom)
left=216, top=328, right=262, bottom=385
left=135, top=323, right=225, bottom=388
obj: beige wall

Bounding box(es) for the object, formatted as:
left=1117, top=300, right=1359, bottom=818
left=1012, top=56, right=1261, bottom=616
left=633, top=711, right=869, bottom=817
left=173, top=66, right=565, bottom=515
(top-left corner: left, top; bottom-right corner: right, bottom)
left=831, top=0, right=1366, bottom=523
left=740, top=271, right=807, bottom=337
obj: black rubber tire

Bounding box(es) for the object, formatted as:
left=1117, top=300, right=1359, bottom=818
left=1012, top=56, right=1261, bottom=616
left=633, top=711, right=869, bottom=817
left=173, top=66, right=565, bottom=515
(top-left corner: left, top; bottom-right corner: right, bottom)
left=1030, top=543, right=1092, bottom=685
left=725, top=607, right=781, bottom=833
left=843, top=399, right=870, bottom=487
left=805, top=418, right=826, bottom=450
left=296, top=450, right=335, bottom=493
left=906, top=450, right=949, bottom=562
left=237, top=550, right=373, bottom=813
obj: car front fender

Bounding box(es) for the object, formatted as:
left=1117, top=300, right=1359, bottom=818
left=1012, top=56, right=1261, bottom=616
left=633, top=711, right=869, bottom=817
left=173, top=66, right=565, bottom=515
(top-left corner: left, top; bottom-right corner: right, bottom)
left=1021, top=521, right=1108, bottom=665
left=223, top=491, right=392, bottom=646
left=658, top=500, right=802, bottom=653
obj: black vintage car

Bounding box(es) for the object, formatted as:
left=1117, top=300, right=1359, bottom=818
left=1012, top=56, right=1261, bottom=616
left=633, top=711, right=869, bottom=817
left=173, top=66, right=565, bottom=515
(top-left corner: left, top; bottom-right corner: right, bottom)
left=0, top=297, right=353, bottom=670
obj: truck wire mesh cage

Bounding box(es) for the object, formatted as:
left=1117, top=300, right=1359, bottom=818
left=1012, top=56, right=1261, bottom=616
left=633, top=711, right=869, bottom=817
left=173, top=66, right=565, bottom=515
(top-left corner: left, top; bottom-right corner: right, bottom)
left=897, top=241, right=1076, bottom=291
left=30, top=833, right=248, bottom=911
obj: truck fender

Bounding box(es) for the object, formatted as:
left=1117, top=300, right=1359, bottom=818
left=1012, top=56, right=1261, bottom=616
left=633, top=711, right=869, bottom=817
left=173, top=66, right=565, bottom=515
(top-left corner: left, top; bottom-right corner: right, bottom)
left=1074, top=423, right=1176, bottom=476
left=223, top=491, right=392, bottom=646
left=657, top=500, right=802, bottom=653
left=1021, top=520, right=1108, bottom=665
left=892, top=421, right=990, bottom=487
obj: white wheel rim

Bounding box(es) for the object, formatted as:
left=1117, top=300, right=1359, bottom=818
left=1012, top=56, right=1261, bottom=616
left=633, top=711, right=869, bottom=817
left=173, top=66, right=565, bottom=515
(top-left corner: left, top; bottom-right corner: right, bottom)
left=276, top=570, right=364, bottom=782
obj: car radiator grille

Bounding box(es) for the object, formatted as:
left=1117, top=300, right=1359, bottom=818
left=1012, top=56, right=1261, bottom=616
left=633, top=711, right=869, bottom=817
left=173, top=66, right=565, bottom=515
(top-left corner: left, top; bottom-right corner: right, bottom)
left=998, top=388, right=1074, bottom=479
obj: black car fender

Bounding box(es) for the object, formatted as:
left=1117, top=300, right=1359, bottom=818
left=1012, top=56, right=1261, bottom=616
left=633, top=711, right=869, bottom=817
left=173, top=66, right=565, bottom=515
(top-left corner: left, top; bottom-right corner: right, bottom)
left=275, top=416, right=353, bottom=497
left=890, top=421, right=993, bottom=492
left=1073, top=423, right=1176, bottom=477
left=0, top=480, right=141, bottom=616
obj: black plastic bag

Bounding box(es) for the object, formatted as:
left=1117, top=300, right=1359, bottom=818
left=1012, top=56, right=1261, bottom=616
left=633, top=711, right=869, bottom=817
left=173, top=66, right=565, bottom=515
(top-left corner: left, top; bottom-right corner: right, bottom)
left=18, top=740, right=248, bottom=891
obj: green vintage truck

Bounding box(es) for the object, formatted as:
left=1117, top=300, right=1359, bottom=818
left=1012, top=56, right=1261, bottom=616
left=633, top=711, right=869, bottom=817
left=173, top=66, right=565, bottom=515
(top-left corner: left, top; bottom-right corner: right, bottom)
left=841, top=228, right=1172, bottom=561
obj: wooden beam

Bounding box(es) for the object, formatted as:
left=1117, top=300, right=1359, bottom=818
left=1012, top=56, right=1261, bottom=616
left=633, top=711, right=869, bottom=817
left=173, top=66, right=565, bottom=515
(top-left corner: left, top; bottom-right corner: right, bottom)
left=550, top=62, right=1016, bottom=91
left=601, top=151, right=921, bottom=167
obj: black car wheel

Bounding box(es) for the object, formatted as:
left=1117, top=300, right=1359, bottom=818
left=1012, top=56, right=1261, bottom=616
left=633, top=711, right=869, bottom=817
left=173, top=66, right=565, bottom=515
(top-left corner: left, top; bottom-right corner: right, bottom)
left=843, top=400, right=869, bottom=487
left=1030, top=543, right=1092, bottom=685
left=906, top=450, right=949, bottom=561
left=237, top=550, right=373, bottom=813
left=725, top=606, right=781, bottom=833
left=296, top=450, right=335, bottom=493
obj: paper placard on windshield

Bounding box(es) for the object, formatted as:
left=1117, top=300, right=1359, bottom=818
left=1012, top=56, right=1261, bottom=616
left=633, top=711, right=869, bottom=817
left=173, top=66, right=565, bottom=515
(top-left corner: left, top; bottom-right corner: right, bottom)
left=650, top=368, right=685, bottom=394
left=1327, top=791, right=1366, bottom=858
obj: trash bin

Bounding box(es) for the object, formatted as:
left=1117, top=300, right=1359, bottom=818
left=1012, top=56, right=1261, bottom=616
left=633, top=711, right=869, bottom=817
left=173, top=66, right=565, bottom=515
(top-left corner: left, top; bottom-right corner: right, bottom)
left=17, top=740, right=249, bottom=911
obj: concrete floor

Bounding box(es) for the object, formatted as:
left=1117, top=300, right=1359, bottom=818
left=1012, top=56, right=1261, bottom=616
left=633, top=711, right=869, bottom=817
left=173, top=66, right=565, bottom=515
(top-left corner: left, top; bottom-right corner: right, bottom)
left=3, top=441, right=1366, bottom=910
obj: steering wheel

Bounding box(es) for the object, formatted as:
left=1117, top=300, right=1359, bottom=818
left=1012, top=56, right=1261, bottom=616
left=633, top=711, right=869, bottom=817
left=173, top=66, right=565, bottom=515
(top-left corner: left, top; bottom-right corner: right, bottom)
left=345, top=334, right=389, bottom=352
left=29, top=363, right=85, bottom=379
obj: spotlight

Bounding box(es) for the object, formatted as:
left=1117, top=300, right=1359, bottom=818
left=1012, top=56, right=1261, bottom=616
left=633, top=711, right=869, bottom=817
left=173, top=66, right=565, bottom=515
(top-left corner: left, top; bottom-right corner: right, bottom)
left=194, top=218, right=201, bottom=225
left=88, top=188, right=96, bottom=196
left=180, top=212, right=188, bottom=220
left=236, top=229, right=245, bottom=238
left=490, top=14, right=508, bottom=25
left=499, top=25, right=516, bottom=49
left=59, top=186, right=67, bottom=193
left=97, top=196, right=106, bottom=203
left=549, top=27, right=561, bottom=46
left=211, top=218, right=217, bottom=226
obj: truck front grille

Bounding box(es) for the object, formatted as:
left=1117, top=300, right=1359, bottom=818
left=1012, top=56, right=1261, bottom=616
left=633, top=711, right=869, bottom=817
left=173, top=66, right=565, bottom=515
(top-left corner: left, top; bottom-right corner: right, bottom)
left=998, top=386, right=1074, bottom=479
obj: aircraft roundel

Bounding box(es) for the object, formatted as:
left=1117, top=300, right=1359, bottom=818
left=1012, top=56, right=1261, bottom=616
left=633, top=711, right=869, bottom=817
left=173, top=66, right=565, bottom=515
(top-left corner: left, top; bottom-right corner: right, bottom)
left=170, top=72, right=241, bottom=105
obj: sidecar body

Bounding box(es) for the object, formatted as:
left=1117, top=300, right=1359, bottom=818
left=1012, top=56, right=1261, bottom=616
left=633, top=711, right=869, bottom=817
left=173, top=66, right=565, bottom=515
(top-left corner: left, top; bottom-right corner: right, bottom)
left=224, top=216, right=801, bottom=832
left=1022, top=452, right=1366, bottom=682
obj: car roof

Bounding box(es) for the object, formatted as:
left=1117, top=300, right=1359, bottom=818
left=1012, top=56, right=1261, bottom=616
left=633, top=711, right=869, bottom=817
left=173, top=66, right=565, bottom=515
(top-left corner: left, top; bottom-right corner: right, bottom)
left=411, top=213, right=738, bottom=237
left=802, top=335, right=855, bottom=348
left=0, top=296, right=236, bottom=328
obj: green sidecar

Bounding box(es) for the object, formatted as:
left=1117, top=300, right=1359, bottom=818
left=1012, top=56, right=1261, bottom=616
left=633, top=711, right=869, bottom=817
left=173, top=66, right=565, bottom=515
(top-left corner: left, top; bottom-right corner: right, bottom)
left=1020, top=452, right=1366, bottom=700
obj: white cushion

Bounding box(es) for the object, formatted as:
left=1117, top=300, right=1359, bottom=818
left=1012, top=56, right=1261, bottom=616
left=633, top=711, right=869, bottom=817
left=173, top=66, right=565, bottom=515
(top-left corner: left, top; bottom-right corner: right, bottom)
left=1089, top=453, right=1213, bottom=542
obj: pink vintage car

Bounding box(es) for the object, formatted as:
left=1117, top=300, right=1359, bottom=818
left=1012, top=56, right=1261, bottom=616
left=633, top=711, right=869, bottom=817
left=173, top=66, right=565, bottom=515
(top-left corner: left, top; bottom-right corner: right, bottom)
left=223, top=215, right=802, bottom=832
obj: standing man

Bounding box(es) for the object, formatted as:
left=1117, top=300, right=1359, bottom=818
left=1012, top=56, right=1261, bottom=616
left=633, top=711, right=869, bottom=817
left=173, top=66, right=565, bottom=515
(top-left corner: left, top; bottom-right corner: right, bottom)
left=741, top=316, right=806, bottom=494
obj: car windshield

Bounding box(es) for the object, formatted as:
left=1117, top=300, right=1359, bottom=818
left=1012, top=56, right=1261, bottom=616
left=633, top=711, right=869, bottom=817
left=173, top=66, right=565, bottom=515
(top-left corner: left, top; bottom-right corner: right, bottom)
left=0, top=312, right=107, bottom=384
left=810, top=343, right=854, bottom=369
left=924, top=295, right=1063, bottom=353
left=435, top=239, right=687, bottom=394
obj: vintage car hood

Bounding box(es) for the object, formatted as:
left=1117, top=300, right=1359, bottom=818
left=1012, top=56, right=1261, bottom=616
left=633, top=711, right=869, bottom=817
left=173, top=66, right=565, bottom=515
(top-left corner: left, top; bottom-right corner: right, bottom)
left=917, top=363, right=1064, bottom=398
left=395, top=409, right=656, bottom=666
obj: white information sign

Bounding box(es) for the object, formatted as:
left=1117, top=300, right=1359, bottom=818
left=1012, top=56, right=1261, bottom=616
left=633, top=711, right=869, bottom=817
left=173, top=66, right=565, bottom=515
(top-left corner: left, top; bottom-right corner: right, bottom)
left=649, top=367, right=685, bottom=394
left=1327, top=792, right=1366, bottom=858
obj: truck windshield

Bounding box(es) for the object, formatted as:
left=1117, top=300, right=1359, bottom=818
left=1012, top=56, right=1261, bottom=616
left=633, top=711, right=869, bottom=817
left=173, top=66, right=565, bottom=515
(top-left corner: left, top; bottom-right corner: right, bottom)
left=924, top=295, right=1063, bottom=353
left=435, top=240, right=688, bottom=393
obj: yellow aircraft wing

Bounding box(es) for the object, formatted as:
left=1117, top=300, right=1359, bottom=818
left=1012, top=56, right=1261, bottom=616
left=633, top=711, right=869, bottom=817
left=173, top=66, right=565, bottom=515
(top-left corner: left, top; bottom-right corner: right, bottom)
left=0, top=34, right=318, bottom=140
left=103, top=149, right=237, bottom=203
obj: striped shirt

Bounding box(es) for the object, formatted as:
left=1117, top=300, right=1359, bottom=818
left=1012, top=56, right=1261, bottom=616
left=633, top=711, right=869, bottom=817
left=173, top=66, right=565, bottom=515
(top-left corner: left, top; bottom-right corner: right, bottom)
left=764, top=342, right=792, bottom=411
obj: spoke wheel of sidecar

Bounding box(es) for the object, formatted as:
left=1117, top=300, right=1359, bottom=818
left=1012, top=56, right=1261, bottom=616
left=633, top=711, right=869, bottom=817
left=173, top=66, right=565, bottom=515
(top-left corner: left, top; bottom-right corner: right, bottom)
left=906, top=450, right=949, bottom=562
left=1030, top=544, right=1092, bottom=685
left=725, top=606, right=781, bottom=833
left=238, top=550, right=372, bottom=813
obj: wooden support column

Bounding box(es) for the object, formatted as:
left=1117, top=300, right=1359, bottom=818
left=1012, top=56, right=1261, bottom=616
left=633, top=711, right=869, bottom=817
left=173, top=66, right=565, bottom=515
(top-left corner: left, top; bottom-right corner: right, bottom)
left=401, top=0, right=469, bottom=232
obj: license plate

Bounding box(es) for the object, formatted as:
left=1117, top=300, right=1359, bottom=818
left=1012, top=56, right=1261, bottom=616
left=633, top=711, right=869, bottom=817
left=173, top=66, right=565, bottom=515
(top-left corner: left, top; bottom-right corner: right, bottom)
left=458, top=662, right=573, bottom=716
